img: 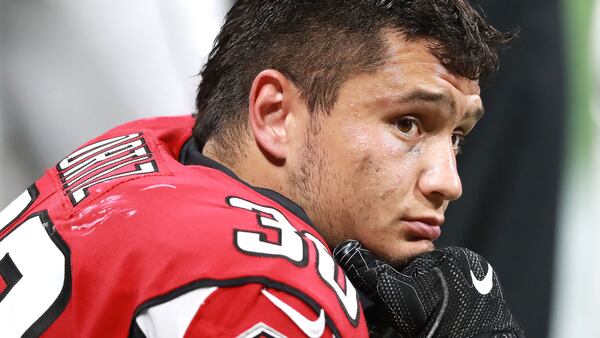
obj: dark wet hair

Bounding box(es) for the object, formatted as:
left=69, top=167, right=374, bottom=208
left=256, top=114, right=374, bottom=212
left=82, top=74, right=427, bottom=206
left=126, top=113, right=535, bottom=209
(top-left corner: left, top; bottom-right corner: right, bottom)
left=194, top=0, right=517, bottom=154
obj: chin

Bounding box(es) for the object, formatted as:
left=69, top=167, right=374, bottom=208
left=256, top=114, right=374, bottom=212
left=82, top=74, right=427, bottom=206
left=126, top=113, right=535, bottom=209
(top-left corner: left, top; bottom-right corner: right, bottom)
left=376, top=239, right=436, bottom=267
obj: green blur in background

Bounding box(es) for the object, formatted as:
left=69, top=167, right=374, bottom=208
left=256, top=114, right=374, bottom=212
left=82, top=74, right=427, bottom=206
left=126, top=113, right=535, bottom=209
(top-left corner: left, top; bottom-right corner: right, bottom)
left=564, top=0, right=594, bottom=164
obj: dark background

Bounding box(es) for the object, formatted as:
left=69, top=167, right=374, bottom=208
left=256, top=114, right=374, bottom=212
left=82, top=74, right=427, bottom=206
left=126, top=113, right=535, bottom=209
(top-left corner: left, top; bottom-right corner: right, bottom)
left=437, top=0, right=566, bottom=337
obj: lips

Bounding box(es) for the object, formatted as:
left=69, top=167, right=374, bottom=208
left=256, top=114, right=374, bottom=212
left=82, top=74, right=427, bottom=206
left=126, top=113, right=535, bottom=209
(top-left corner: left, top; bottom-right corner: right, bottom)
left=403, top=218, right=443, bottom=241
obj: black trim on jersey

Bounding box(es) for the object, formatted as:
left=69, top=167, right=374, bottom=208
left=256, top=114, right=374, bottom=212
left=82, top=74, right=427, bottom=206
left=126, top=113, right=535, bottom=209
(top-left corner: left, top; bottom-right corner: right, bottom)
left=128, top=277, right=343, bottom=338
left=179, top=138, right=316, bottom=230
left=0, top=185, right=40, bottom=233
left=21, top=211, right=72, bottom=338
left=129, top=320, right=147, bottom=338
left=0, top=253, right=22, bottom=302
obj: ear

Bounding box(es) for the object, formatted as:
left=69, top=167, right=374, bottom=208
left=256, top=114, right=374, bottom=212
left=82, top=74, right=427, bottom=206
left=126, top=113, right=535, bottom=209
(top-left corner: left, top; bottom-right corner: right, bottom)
left=248, top=69, right=295, bottom=161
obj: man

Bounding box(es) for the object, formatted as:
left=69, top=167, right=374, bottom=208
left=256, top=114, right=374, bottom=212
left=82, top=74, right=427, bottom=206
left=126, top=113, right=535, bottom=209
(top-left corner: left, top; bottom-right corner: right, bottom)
left=0, top=0, right=522, bottom=337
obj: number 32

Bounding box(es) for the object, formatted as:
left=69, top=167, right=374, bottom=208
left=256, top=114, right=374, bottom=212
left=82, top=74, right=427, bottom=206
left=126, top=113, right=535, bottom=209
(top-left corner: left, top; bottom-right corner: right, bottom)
left=228, top=196, right=360, bottom=326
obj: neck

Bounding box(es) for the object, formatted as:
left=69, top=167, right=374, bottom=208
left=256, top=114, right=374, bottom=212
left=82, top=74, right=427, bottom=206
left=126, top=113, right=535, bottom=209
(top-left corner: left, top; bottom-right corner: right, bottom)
left=202, top=139, right=291, bottom=196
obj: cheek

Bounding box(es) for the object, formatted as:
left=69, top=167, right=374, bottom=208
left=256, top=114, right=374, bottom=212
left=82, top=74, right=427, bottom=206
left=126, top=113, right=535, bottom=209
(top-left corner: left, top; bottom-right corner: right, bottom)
left=362, top=131, right=421, bottom=194
left=343, top=125, right=414, bottom=164
left=329, top=124, right=422, bottom=208
left=341, top=131, right=420, bottom=228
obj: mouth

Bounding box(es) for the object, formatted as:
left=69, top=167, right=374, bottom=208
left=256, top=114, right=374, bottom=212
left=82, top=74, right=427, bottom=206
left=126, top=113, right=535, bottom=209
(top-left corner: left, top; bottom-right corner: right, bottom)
left=402, top=217, right=443, bottom=242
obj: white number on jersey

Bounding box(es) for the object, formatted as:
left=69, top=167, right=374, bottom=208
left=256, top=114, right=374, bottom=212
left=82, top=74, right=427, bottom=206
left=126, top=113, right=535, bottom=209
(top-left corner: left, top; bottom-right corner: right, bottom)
left=228, top=196, right=359, bottom=327
left=0, top=187, right=70, bottom=338
left=304, top=233, right=359, bottom=326
left=228, top=197, right=308, bottom=266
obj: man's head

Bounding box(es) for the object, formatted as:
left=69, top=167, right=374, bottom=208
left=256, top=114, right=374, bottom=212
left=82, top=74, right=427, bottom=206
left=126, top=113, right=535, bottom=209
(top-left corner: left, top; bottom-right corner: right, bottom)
left=195, top=0, right=516, bottom=264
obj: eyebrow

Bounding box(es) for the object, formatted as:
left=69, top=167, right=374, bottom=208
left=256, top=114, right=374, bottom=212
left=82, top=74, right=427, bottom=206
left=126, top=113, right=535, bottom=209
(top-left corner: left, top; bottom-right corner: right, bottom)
left=393, top=89, right=485, bottom=121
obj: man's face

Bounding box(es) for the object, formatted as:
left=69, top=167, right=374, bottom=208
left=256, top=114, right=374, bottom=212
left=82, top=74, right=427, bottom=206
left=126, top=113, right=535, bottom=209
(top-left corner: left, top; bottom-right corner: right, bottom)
left=288, top=34, right=484, bottom=264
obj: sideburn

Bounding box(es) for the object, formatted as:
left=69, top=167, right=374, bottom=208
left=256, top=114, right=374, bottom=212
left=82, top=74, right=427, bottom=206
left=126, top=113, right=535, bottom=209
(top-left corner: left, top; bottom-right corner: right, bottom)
left=287, top=118, right=342, bottom=248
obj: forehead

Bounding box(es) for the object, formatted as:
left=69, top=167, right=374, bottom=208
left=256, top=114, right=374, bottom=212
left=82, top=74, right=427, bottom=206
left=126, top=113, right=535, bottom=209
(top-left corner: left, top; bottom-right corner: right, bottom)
left=326, top=32, right=484, bottom=125
left=325, top=32, right=485, bottom=129
left=377, top=32, right=481, bottom=97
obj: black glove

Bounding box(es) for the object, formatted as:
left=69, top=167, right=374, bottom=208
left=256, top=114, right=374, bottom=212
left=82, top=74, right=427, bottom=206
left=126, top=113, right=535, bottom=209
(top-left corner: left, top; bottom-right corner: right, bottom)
left=333, top=240, right=525, bottom=338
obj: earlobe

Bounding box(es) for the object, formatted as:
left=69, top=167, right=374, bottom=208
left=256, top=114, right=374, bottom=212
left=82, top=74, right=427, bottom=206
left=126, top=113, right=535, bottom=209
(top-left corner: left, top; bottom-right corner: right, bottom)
left=248, top=70, right=293, bottom=161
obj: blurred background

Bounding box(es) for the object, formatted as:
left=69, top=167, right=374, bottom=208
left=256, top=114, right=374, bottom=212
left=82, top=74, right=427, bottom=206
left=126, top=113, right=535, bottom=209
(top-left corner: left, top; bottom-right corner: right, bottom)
left=0, top=0, right=597, bottom=337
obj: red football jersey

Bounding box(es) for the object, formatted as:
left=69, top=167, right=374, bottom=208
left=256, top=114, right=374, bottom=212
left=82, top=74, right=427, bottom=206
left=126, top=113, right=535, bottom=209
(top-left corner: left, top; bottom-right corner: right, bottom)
left=0, top=115, right=368, bottom=337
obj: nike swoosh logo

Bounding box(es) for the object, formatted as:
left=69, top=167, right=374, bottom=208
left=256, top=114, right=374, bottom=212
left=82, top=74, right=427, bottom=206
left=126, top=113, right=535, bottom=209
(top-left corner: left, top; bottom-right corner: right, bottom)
left=470, top=263, right=494, bottom=295
left=262, top=289, right=326, bottom=338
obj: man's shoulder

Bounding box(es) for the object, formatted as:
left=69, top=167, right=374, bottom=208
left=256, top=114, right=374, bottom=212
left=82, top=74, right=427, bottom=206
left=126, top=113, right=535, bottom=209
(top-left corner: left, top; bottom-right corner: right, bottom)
left=34, top=113, right=334, bottom=281
left=48, top=115, right=195, bottom=207
left=48, top=146, right=368, bottom=332
left=3, top=115, right=367, bottom=335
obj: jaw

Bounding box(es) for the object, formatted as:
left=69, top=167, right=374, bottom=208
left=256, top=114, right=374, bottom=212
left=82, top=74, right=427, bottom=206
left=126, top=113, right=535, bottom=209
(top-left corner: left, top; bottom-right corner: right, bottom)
left=354, top=227, right=438, bottom=267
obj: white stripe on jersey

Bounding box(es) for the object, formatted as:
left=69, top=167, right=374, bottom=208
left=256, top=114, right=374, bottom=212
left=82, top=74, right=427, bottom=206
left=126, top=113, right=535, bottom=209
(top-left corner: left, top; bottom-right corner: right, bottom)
left=135, top=286, right=218, bottom=338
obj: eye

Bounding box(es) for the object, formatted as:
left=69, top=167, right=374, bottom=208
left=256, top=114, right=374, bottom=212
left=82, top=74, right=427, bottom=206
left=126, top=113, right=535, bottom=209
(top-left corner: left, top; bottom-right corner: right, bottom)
left=394, top=117, right=422, bottom=138
left=452, top=133, right=465, bottom=154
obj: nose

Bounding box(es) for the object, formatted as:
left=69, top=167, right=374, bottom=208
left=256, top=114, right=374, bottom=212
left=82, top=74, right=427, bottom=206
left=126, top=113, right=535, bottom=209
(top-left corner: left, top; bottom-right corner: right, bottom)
left=417, top=139, right=463, bottom=202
